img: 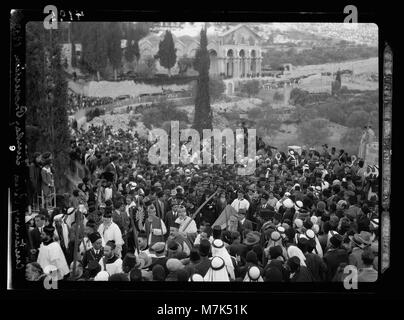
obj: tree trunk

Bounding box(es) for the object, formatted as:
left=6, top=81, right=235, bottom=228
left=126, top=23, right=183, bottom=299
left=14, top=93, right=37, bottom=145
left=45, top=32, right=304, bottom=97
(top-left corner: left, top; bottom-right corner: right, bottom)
left=114, top=68, right=117, bottom=81
left=97, top=71, right=100, bottom=82
left=168, top=68, right=171, bottom=77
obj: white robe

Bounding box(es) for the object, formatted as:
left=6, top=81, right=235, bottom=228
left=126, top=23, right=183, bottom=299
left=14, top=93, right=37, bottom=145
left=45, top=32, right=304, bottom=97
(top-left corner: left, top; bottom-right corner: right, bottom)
left=37, top=242, right=69, bottom=280
left=98, top=257, right=123, bottom=276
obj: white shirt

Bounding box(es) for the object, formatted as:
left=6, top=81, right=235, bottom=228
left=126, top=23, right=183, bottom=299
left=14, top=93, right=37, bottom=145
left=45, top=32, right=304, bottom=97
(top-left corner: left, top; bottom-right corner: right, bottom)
left=231, top=198, right=250, bottom=213
left=175, top=216, right=197, bottom=234
left=98, top=222, right=124, bottom=247
left=105, top=188, right=113, bottom=201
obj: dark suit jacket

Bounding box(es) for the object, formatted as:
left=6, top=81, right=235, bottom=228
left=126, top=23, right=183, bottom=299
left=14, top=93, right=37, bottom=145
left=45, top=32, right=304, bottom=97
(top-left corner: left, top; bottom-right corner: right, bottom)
left=82, top=248, right=104, bottom=269
left=238, top=219, right=253, bottom=240
left=226, top=243, right=249, bottom=264
left=154, top=199, right=168, bottom=221
left=305, top=252, right=327, bottom=282
left=103, top=162, right=118, bottom=183
left=194, top=256, right=211, bottom=277
left=29, top=228, right=42, bottom=250
left=323, top=248, right=349, bottom=281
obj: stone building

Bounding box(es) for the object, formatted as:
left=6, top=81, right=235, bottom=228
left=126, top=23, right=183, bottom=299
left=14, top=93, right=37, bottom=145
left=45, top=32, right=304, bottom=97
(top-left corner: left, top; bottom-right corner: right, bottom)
left=138, top=24, right=263, bottom=78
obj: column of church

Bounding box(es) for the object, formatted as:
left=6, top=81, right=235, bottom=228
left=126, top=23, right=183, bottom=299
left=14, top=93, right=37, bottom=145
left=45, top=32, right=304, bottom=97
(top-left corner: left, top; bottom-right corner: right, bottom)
left=233, top=49, right=239, bottom=78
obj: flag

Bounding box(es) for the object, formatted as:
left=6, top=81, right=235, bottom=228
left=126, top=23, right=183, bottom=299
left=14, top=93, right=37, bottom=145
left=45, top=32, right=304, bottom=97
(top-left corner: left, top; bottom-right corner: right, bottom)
left=212, top=205, right=244, bottom=230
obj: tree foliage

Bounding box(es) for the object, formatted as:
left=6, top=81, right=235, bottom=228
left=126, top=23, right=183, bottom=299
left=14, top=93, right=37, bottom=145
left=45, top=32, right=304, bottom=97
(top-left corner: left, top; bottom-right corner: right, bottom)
left=346, top=110, right=370, bottom=128
left=297, top=118, right=332, bottom=147
left=142, top=101, right=189, bottom=129
left=26, top=22, right=71, bottom=192
left=191, top=77, right=225, bottom=103
left=193, top=28, right=212, bottom=133
left=240, top=80, right=260, bottom=97
left=156, top=30, right=177, bottom=76
left=262, top=45, right=378, bottom=68
left=106, top=22, right=123, bottom=80
left=80, top=22, right=109, bottom=80
left=178, top=55, right=194, bottom=75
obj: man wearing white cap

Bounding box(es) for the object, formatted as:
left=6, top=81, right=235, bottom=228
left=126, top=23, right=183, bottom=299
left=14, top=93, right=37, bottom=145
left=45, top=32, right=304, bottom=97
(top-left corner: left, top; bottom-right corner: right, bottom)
left=243, top=266, right=264, bottom=282
left=211, top=239, right=235, bottom=280
left=203, top=257, right=230, bottom=282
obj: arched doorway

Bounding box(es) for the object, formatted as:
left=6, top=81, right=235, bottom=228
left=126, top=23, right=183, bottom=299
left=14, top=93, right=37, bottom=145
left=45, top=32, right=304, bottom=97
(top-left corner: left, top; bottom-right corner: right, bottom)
left=250, top=50, right=257, bottom=75
left=227, top=82, right=234, bottom=95
left=209, top=49, right=218, bottom=75
left=239, top=49, right=246, bottom=77
left=226, top=49, right=234, bottom=77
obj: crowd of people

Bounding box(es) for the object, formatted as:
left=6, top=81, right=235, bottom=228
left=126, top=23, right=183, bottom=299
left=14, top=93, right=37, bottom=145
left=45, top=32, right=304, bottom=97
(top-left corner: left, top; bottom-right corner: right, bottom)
left=67, top=90, right=115, bottom=115
left=24, top=122, right=380, bottom=283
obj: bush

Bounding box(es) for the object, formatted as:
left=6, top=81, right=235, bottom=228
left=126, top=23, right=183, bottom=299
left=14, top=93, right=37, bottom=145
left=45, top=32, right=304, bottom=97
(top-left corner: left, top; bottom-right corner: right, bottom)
left=85, top=108, right=105, bottom=122
left=191, top=77, right=226, bottom=103
left=142, top=100, right=189, bottom=129
left=240, top=80, right=260, bottom=98
left=297, top=118, right=332, bottom=147
left=273, top=91, right=284, bottom=101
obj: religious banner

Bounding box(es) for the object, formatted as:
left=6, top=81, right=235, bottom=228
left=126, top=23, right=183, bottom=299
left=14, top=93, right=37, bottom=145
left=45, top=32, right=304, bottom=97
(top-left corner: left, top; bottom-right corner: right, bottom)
left=364, top=142, right=379, bottom=167
left=212, top=205, right=244, bottom=230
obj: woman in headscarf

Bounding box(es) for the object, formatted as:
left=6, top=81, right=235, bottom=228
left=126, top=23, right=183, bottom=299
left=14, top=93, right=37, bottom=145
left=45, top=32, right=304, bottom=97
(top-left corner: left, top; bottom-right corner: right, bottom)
left=211, top=239, right=235, bottom=280
left=203, top=257, right=230, bottom=282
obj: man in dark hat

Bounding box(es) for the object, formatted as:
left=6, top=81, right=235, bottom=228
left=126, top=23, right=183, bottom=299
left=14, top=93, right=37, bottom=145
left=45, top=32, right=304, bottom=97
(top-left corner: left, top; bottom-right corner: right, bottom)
left=82, top=232, right=104, bottom=269
left=37, top=225, right=69, bottom=280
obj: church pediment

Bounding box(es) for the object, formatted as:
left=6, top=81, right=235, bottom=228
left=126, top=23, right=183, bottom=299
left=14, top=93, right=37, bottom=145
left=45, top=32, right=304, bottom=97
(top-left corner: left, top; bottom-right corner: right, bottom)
left=221, top=25, right=262, bottom=46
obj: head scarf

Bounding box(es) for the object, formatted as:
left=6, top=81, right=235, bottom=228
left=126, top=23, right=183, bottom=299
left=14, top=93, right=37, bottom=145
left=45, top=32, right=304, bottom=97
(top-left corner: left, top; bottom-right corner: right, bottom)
left=203, top=257, right=230, bottom=282
left=287, top=245, right=306, bottom=267
left=211, top=239, right=235, bottom=280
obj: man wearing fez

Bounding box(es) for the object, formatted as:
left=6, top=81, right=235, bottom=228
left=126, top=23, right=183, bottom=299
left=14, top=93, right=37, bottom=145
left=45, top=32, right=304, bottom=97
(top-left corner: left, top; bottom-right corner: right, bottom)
left=37, top=225, right=69, bottom=280
left=82, top=232, right=104, bottom=269
left=97, top=209, right=124, bottom=257
left=168, top=222, right=192, bottom=257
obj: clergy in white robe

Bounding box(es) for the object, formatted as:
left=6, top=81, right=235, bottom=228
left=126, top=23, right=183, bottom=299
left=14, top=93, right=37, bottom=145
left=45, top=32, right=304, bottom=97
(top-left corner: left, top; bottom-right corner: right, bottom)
left=37, top=225, right=69, bottom=280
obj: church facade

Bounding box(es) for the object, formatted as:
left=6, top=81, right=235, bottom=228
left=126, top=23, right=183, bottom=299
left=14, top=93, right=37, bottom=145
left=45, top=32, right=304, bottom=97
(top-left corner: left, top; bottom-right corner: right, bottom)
left=138, top=24, right=263, bottom=78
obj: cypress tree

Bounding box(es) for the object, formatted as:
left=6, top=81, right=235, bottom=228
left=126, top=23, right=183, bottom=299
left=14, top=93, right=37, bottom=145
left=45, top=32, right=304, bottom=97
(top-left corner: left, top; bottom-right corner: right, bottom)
left=156, top=30, right=177, bottom=77
left=193, top=28, right=212, bottom=134
left=106, top=22, right=123, bottom=80
left=26, top=22, right=71, bottom=192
